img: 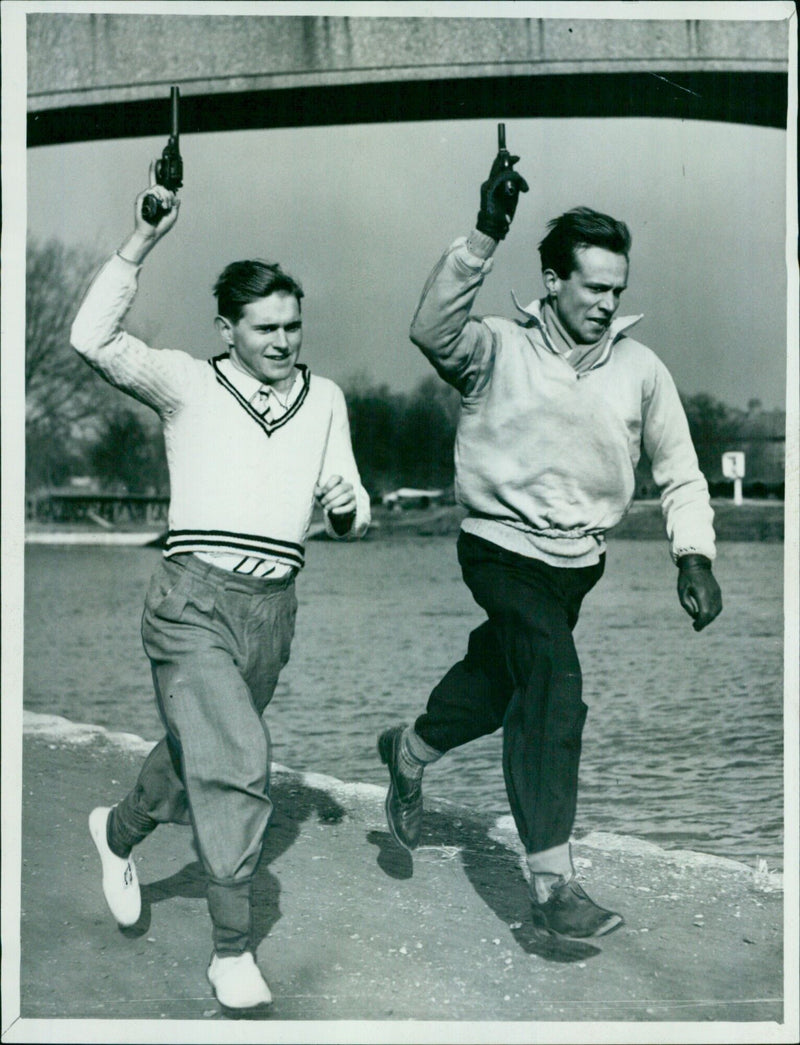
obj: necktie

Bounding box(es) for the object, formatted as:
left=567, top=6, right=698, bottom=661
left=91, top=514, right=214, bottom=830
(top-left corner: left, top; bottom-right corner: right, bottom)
left=254, top=387, right=272, bottom=421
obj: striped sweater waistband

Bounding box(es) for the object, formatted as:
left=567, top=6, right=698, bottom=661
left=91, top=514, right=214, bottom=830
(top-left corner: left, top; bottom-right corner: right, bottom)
left=164, top=529, right=305, bottom=570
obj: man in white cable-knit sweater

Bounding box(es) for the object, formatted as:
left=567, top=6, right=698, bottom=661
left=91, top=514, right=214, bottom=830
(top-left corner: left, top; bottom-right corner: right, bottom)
left=378, top=136, right=722, bottom=941
left=74, top=175, right=370, bottom=1013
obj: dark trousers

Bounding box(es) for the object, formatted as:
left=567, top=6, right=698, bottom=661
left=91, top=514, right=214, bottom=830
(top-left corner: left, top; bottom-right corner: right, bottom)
left=414, top=531, right=604, bottom=854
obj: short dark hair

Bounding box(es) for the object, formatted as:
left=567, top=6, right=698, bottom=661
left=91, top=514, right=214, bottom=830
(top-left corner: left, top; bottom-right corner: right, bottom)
left=213, top=260, right=304, bottom=323
left=538, top=207, right=632, bottom=278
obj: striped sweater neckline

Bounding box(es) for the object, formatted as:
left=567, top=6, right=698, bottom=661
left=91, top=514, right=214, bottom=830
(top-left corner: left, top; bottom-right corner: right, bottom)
left=209, top=355, right=311, bottom=436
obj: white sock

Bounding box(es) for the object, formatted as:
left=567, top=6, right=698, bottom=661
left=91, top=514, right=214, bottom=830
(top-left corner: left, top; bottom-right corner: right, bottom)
left=530, top=872, right=563, bottom=903
left=527, top=842, right=574, bottom=901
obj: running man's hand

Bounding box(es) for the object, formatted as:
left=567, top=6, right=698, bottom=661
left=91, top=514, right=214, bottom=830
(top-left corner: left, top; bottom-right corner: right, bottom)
left=135, top=162, right=180, bottom=238
left=476, top=152, right=529, bottom=242
left=116, top=165, right=180, bottom=266
left=677, top=554, right=722, bottom=631
left=315, top=475, right=356, bottom=535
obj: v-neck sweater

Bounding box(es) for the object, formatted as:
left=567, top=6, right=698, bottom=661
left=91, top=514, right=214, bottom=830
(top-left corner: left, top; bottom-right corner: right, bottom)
left=71, top=254, right=370, bottom=570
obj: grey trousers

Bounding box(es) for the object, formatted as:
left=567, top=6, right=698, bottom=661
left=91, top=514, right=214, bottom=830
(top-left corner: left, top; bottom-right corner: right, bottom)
left=109, top=553, right=297, bottom=955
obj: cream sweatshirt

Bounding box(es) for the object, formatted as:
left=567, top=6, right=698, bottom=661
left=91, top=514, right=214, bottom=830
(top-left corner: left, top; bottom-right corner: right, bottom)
left=410, top=234, right=715, bottom=566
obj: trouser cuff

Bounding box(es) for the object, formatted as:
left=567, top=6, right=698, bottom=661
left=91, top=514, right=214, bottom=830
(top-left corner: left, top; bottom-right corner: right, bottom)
left=207, top=878, right=252, bottom=956
left=107, top=802, right=156, bottom=859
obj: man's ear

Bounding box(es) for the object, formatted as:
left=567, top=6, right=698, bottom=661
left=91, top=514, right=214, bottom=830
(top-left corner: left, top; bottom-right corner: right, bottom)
left=215, top=315, right=234, bottom=347
left=542, top=268, right=560, bottom=298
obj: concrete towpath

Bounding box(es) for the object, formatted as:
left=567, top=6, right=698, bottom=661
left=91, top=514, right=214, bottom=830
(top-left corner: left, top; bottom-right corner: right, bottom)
left=2, top=712, right=790, bottom=1043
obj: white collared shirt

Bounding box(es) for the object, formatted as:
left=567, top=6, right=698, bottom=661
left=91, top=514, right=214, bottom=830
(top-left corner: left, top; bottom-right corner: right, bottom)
left=220, top=357, right=304, bottom=422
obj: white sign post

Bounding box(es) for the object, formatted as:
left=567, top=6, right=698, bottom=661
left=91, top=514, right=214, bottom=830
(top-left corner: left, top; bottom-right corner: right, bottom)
left=721, top=451, right=746, bottom=506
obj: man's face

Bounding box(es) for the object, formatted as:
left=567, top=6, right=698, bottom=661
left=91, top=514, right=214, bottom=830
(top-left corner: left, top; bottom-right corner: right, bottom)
left=219, top=292, right=303, bottom=392
left=544, top=246, right=629, bottom=345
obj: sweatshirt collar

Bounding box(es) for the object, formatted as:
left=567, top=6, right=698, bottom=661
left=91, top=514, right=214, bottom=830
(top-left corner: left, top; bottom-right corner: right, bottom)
left=511, top=291, right=643, bottom=347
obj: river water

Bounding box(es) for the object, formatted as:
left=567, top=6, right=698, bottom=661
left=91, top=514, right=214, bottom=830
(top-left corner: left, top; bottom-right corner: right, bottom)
left=23, top=538, right=784, bottom=868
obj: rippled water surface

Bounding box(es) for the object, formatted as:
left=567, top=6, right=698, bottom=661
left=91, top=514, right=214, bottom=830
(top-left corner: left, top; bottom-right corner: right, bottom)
left=23, top=538, right=784, bottom=868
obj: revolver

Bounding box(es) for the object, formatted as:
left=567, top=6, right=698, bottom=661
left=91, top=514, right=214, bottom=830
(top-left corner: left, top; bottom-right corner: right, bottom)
left=142, top=85, right=183, bottom=225
left=496, top=123, right=520, bottom=202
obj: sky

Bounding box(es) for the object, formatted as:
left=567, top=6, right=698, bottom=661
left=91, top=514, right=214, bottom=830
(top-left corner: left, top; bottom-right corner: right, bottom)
left=26, top=113, right=789, bottom=411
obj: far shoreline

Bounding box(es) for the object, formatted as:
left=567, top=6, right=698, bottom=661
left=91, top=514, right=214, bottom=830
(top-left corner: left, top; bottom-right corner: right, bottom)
left=23, top=498, right=786, bottom=546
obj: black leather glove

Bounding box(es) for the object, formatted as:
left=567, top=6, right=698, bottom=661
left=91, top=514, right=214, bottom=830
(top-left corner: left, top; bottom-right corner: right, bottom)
left=677, top=554, right=722, bottom=632
left=476, top=152, right=529, bottom=241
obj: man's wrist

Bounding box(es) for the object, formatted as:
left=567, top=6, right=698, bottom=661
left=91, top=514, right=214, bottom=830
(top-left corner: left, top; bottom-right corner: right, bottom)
left=328, top=509, right=355, bottom=536
left=117, top=230, right=158, bottom=266
left=115, top=249, right=141, bottom=266
left=678, top=553, right=712, bottom=570
left=467, top=228, right=499, bottom=259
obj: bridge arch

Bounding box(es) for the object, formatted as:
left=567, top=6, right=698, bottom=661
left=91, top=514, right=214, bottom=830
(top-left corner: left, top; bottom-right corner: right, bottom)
left=27, top=12, right=790, bottom=145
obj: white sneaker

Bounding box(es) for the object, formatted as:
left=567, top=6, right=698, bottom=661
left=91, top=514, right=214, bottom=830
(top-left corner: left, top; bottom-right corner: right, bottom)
left=88, top=806, right=141, bottom=927
left=207, top=951, right=272, bottom=1009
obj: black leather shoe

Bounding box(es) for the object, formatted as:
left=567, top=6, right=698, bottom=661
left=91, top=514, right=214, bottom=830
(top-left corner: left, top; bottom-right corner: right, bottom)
left=377, top=726, right=423, bottom=850
left=530, top=876, right=624, bottom=938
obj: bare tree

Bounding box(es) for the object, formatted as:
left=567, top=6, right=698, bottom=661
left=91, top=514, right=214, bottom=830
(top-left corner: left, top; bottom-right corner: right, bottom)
left=25, top=237, right=107, bottom=455
left=343, top=372, right=460, bottom=495
left=26, top=236, right=174, bottom=495
left=89, top=408, right=169, bottom=495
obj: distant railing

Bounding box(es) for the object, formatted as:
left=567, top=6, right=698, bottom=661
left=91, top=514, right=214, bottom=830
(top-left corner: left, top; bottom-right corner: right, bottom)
left=26, top=491, right=169, bottom=526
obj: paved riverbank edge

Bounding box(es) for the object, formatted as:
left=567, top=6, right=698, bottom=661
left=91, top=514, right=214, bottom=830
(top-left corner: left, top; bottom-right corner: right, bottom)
left=2, top=712, right=792, bottom=1044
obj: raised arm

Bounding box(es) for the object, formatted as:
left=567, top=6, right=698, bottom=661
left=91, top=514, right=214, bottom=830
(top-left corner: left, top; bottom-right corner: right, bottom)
left=70, top=172, right=192, bottom=415
left=409, top=129, right=528, bottom=397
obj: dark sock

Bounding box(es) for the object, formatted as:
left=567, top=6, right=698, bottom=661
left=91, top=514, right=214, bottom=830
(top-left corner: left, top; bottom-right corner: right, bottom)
left=106, top=807, right=132, bottom=859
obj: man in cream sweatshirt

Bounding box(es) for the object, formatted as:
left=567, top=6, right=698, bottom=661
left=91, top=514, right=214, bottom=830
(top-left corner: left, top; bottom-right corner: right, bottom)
left=378, top=141, right=722, bottom=939
left=73, top=175, right=370, bottom=1012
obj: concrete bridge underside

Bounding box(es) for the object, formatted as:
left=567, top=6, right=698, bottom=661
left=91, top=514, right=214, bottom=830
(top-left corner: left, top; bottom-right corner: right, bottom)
left=27, top=13, right=790, bottom=145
